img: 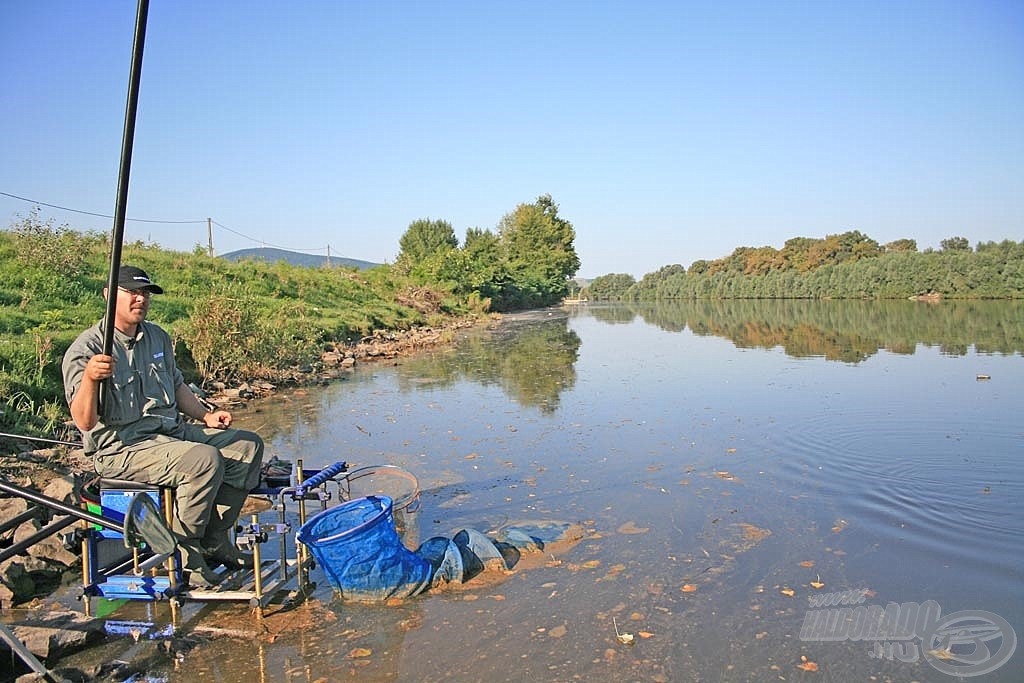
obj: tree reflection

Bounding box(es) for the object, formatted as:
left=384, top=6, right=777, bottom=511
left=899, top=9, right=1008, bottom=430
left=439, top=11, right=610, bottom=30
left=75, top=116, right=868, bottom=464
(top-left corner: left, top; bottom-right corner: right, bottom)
left=397, top=317, right=581, bottom=413
left=609, top=300, right=1024, bottom=362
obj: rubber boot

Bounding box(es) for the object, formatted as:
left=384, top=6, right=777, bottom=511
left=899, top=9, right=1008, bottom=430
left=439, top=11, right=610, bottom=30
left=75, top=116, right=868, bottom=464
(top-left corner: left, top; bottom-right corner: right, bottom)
left=201, top=485, right=254, bottom=571
left=178, top=538, right=222, bottom=588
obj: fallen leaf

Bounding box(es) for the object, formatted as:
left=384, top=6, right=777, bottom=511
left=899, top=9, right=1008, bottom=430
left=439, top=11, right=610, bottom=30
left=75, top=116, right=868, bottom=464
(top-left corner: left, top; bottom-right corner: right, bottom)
left=348, top=647, right=372, bottom=659
left=797, top=655, right=818, bottom=672
left=799, top=560, right=815, bottom=568
left=681, top=584, right=698, bottom=593
left=617, top=521, right=650, bottom=535
left=638, top=631, right=655, bottom=639
left=810, top=580, right=825, bottom=590
left=780, top=587, right=796, bottom=597
left=612, top=617, right=635, bottom=645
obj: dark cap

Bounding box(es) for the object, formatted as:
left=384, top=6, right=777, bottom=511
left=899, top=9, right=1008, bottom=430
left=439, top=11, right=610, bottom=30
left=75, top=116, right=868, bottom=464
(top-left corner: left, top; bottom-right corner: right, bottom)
left=117, top=265, right=164, bottom=294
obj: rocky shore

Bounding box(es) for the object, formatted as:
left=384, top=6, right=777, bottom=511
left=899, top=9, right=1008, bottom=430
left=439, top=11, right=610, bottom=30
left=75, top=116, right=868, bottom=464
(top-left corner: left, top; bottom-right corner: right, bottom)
left=0, top=315, right=494, bottom=678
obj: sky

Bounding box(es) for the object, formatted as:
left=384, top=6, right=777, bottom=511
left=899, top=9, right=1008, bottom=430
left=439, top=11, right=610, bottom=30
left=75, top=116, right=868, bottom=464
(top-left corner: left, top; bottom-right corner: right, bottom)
left=1, top=1, right=1022, bottom=279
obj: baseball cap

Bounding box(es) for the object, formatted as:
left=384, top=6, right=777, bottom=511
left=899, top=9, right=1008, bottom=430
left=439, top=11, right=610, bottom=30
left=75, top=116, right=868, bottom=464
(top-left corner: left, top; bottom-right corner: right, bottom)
left=117, top=265, right=164, bottom=294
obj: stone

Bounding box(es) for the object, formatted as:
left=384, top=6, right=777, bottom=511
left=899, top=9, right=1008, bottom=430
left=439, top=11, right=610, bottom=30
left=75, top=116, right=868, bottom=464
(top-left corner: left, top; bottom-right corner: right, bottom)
left=42, top=475, right=76, bottom=505
left=9, top=609, right=105, bottom=660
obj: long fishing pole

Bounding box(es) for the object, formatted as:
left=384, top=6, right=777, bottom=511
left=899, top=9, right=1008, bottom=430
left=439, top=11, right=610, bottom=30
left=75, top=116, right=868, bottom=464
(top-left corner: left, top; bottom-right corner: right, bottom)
left=100, top=0, right=150, bottom=413
left=0, top=432, right=82, bottom=448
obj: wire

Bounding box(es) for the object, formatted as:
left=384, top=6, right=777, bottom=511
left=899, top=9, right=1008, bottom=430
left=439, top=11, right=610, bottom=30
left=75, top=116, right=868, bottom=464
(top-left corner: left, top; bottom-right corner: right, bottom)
left=2, top=190, right=333, bottom=256
left=211, top=220, right=328, bottom=253
left=0, top=190, right=205, bottom=224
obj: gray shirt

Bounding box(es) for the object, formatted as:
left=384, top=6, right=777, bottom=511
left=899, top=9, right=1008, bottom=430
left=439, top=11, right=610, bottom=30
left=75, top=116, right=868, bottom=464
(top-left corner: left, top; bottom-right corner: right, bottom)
left=62, top=320, right=187, bottom=455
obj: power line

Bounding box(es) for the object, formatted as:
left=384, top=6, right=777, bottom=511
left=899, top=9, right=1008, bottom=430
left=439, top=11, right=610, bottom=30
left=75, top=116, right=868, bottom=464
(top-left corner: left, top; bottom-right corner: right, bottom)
left=2, top=190, right=334, bottom=256
left=210, top=220, right=328, bottom=253
left=0, top=190, right=205, bottom=224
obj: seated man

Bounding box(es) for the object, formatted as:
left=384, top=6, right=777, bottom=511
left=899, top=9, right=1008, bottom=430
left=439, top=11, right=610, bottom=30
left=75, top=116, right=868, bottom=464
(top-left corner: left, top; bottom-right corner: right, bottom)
left=62, top=265, right=264, bottom=587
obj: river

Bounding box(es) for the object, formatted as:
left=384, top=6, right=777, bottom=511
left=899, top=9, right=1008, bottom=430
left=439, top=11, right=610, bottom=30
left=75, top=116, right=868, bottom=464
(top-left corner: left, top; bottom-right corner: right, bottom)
left=78, top=300, right=1024, bottom=682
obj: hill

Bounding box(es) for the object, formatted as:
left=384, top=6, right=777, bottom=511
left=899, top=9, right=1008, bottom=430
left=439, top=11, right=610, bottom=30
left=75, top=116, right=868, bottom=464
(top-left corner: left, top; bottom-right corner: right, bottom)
left=221, top=247, right=380, bottom=270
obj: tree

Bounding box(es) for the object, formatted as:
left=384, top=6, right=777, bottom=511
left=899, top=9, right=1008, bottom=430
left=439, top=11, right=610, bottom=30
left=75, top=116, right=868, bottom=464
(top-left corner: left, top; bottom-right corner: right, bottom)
left=884, top=238, right=917, bottom=253
left=587, top=273, right=636, bottom=300
left=940, top=236, right=971, bottom=252
left=495, top=195, right=580, bottom=309
left=397, top=219, right=458, bottom=269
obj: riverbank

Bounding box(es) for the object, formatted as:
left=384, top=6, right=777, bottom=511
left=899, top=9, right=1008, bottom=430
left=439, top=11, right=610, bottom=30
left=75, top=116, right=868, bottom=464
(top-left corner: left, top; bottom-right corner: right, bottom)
left=0, top=314, right=500, bottom=678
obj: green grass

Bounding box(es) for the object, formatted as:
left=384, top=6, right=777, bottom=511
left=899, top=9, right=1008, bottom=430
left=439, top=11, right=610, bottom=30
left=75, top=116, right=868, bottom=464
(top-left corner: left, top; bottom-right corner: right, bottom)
left=0, top=219, right=475, bottom=441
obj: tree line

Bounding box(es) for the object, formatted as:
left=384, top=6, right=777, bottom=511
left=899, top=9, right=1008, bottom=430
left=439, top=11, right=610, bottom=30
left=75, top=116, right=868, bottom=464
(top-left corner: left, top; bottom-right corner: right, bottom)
left=585, top=231, right=1024, bottom=300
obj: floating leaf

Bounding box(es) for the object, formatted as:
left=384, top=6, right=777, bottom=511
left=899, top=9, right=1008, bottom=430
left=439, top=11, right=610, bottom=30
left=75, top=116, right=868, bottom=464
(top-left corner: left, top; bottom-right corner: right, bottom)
left=810, top=574, right=825, bottom=590
left=638, top=631, right=655, bottom=639
left=612, top=617, right=634, bottom=645
left=617, top=521, right=650, bottom=535
left=799, top=560, right=815, bottom=568
left=797, top=655, right=818, bottom=672
left=348, top=647, right=372, bottom=659
left=681, top=584, right=698, bottom=593
left=780, top=587, right=796, bottom=597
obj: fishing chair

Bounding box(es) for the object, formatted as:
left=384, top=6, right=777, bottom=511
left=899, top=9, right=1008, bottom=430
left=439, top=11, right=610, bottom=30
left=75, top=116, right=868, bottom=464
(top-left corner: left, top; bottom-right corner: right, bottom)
left=80, top=478, right=182, bottom=605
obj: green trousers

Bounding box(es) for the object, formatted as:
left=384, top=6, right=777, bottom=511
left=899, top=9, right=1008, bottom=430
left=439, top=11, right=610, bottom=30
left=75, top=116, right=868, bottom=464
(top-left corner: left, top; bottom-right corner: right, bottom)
left=93, top=426, right=264, bottom=541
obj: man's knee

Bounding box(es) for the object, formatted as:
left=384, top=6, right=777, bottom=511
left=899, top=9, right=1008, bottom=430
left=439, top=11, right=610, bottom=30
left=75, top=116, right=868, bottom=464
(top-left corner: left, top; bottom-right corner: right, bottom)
left=176, top=443, right=225, bottom=483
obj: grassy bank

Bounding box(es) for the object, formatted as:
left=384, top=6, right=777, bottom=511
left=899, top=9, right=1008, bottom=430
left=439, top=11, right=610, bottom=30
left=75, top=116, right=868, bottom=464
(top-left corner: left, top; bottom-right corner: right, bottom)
left=0, top=217, right=486, bottom=443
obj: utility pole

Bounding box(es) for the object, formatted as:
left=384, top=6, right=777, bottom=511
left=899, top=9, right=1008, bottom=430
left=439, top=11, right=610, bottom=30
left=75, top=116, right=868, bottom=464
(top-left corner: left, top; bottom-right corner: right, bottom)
left=207, top=217, right=213, bottom=256
left=326, top=244, right=331, bottom=267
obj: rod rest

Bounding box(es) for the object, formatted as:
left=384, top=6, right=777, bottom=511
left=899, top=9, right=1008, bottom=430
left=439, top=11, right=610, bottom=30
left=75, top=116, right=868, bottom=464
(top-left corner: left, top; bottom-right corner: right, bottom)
left=293, top=461, right=348, bottom=498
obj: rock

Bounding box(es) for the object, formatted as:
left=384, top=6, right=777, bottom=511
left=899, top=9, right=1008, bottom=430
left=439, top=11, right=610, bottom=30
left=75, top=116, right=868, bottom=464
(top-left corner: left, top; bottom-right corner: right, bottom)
left=8, top=609, right=105, bottom=660
left=41, top=476, right=76, bottom=505
left=0, top=498, right=31, bottom=542
left=27, top=533, right=78, bottom=568
left=0, top=560, right=35, bottom=606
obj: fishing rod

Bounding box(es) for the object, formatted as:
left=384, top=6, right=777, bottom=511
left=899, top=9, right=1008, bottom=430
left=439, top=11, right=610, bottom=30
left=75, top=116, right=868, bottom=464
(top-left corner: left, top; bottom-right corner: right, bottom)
left=0, top=431, right=82, bottom=448
left=99, top=0, right=150, bottom=414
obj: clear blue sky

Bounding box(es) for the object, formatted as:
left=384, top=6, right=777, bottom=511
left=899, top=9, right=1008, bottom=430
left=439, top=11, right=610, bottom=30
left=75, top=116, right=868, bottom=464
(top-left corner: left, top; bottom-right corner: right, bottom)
left=2, top=1, right=1021, bottom=278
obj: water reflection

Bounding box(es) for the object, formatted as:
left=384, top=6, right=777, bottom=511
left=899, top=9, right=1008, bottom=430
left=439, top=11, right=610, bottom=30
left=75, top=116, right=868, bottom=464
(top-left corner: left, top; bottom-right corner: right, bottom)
left=570, top=299, right=1024, bottom=361
left=395, top=314, right=581, bottom=414
left=161, top=301, right=1023, bottom=683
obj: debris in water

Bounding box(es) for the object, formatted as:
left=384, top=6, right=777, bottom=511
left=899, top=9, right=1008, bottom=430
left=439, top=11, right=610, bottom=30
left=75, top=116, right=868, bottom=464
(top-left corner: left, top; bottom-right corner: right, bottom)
left=612, top=617, right=634, bottom=645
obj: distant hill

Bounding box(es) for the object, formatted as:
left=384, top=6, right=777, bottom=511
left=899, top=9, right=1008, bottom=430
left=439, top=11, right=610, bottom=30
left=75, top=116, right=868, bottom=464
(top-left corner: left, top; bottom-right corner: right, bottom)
left=221, top=247, right=380, bottom=270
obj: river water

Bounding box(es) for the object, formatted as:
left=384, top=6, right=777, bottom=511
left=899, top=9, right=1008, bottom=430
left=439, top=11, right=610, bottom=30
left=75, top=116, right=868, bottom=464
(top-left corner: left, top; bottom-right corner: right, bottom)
left=104, top=301, right=1024, bottom=681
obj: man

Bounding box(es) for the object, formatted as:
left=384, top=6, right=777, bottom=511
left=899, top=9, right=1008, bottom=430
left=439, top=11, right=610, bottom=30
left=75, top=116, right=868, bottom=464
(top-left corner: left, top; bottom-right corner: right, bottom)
left=62, top=265, right=264, bottom=587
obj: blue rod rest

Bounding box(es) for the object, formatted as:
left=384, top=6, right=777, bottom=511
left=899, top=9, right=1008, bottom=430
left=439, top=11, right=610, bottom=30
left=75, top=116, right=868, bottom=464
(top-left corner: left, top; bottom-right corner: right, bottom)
left=294, top=461, right=348, bottom=497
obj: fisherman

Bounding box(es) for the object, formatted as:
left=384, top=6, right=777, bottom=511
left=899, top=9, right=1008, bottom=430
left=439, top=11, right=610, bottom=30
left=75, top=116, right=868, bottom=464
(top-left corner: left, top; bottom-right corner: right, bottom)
left=61, top=265, right=264, bottom=587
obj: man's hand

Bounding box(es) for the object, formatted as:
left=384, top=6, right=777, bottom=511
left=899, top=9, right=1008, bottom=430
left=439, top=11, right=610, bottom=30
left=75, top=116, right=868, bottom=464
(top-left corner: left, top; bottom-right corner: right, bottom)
left=84, top=354, right=115, bottom=381
left=202, top=410, right=232, bottom=429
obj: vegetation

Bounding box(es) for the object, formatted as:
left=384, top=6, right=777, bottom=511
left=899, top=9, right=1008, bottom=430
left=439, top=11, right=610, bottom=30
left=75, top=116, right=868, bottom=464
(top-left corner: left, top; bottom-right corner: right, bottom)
left=1, top=197, right=581, bottom=441
left=396, top=195, right=581, bottom=311
left=583, top=231, right=1024, bottom=301
left=588, top=298, right=1024, bottom=362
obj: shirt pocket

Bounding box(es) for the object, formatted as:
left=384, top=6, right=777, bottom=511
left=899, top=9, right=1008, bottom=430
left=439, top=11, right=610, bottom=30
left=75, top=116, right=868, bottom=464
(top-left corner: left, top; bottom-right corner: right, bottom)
left=104, top=372, right=143, bottom=426
left=145, top=358, right=177, bottom=408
